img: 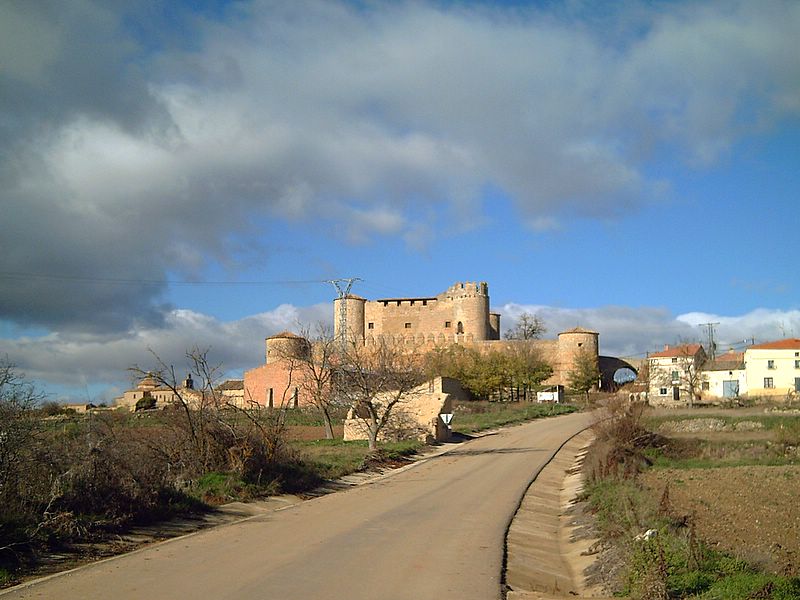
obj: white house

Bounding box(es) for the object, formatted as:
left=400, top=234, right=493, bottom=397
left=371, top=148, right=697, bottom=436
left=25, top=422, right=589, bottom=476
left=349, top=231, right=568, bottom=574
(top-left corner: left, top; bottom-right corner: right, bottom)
left=744, top=338, right=800, bottom=399
left=699, top=350, right=747, bottom=400
left=647, top=343, right=707, bottom=406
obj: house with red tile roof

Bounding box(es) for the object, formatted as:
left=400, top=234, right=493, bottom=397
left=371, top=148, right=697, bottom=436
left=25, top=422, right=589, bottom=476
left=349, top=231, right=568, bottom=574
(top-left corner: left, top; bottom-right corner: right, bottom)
left=744, top=338, right=800, bottom=398
left=647, top=343, right=707, bottom=406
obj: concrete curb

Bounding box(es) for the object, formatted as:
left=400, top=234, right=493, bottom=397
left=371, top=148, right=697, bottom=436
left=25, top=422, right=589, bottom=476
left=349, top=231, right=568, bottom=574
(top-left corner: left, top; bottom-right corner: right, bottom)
left=505, top=428, right=609, bottom=599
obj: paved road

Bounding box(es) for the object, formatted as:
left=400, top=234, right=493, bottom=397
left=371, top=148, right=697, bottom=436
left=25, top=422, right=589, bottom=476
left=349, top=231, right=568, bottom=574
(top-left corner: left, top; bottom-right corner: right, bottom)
left=4, top=412, right=592, bottom=600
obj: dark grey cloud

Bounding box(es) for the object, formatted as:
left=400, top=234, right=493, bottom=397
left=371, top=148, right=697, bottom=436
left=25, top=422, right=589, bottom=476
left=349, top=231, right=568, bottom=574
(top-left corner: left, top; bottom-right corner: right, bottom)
left=1, top=1, right=799, bottom=332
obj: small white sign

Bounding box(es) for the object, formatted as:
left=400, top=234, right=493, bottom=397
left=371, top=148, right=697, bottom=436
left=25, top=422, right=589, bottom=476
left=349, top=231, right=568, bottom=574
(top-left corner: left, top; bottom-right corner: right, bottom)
left=440, top=413, right=453, bottom=426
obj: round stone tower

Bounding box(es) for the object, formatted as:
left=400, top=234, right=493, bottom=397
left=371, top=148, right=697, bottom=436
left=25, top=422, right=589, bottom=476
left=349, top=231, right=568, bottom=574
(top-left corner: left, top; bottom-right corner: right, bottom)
left=332, top=294, right=366, bottom=346
left=447, top=281, right=490, bottom=341
left=557, top=327, right=599, bottom=382
left=266, top=331, right=310, bottom=364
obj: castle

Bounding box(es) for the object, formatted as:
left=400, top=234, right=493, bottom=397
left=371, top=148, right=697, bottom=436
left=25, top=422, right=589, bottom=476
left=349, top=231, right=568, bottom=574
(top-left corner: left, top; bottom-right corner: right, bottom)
left=335, top=281, right=601, bottom=388
left=334, top=281, right=501, bottom=346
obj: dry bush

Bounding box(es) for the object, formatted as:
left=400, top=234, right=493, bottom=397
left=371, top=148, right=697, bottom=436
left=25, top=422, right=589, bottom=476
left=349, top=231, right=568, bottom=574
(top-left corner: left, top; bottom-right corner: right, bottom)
left=587, top=398, right=666, bottom=481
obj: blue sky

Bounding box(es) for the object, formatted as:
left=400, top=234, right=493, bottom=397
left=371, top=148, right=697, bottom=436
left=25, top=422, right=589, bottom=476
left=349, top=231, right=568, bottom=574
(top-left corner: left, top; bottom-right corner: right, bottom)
left=1, top=0, right=799, bottom=402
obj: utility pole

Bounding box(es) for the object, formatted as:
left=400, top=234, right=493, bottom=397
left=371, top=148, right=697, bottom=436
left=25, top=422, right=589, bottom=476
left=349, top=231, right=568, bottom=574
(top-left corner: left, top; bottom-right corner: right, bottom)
left=700, top=322, right=720, bottom=361
left=326, top=278, right=361, bottom=350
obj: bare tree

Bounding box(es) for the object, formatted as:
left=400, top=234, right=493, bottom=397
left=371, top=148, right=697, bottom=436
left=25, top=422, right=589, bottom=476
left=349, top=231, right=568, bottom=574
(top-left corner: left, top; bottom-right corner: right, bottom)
left=338, top=341, right=425, bottom=451
left=273, top=325, right=339, bottom=439
left=504, top=312, right=546, bottom=340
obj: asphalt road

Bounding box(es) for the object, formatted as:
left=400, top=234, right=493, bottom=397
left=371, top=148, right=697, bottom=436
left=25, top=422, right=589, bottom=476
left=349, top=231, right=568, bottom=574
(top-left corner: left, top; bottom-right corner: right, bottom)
left=4, top=412, right=593, bottom=600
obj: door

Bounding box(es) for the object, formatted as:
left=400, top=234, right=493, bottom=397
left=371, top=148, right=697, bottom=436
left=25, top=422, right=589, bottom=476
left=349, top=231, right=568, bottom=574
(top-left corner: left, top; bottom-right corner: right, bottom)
left=723, top=380, right=739, bottom=398
left=672, top=386, right=680, bottom=401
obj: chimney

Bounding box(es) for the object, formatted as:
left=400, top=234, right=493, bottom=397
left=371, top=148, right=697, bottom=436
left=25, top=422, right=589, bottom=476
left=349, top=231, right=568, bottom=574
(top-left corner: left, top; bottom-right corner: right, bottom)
left=664, top=344, right=670, bottom=351
left=183, top=373, right=194, bottom=390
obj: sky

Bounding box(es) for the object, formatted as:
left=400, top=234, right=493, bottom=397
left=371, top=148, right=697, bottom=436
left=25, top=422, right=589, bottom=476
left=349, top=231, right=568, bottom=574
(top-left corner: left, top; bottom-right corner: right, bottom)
left=1, top=0, right=799, bottom=403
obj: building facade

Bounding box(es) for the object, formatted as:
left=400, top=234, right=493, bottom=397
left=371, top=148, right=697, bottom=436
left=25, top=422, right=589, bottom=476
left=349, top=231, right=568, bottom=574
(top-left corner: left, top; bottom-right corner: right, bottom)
left=744, top=338, right=800, bottom=398
left=334, top=281, right=501, bottom=347
left=243, top=331, right=314, bottom=408
left=647, top=343, right=708, bottom=406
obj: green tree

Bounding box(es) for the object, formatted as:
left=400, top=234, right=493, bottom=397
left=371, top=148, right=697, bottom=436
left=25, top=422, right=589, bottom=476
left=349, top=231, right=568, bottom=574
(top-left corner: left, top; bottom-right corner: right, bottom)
left=567, top=349, right=600, bottom=404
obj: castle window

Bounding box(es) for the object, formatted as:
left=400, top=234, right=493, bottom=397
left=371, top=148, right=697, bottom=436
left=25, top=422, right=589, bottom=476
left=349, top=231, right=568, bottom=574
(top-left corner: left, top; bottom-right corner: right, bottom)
left=445, top=321, right=451, bottom=328
left=422, top=300, right=427, bottom=306
left=292, top=387, right=299, bottom=408
left=577, top=342, right=583, bottom=347
left=268, top=388, right=274, bottom=408
left=368, top=322, right=374, bottom=329
left=457, top=321, right=464, bottom=334
left=396, top=301, right=401, bottom=306
left=404, top=322, right=412, bottom=329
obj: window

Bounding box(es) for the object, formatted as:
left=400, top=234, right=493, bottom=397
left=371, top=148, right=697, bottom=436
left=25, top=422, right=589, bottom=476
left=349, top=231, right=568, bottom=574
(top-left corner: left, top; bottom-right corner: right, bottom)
left=422, top=300, right=427, bottom=306
left=268, top=388, right=274, bottom=408
left=671, top=370, right=679, bottom=381
left=368, top=322, right=374, bottom=330
left=457, top=321, right=464, bottom=334
left=764, top=377, right=774, bottom=389
left=659, top=387, right=668, bottom=395
left=795, top=360, right=800, bottom=369
left=767, top=360, right=776, bottom=370
left=396, top=301, right=401, bottom=306
left=444, top=321, right=451, bottom=328
left=702, top=381, right=710, bottom=391
left=671, top=357, right=678, bottom=363
left=404, top=322, right=412, bottom=329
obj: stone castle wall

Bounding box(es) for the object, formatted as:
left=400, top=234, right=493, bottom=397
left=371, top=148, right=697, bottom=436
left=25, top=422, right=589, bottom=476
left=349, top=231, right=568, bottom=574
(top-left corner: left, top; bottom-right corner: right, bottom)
left=336, top=281, right=500, bottom=347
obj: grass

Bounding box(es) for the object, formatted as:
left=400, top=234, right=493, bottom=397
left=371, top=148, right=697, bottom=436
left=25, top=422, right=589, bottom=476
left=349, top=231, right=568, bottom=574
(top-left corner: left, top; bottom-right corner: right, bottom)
left=583, top=405, right=800, bottom=598
left=645, top=414, right=800, bottom=432
left=292, top=438, right=423, bottom=480
left=451, top=401, right=577, bottom=434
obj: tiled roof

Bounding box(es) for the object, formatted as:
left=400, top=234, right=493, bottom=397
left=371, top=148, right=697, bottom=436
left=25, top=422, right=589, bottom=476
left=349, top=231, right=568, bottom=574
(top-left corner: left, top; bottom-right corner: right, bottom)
left=749, top=338, right=800, bottom=350
left=218, top=379, right=244, bottom=390
left=560, top=326, right=598, bottom=335
left=649, top=343, right=704, bottom=358
left=267, top=331, right=302, bottom=339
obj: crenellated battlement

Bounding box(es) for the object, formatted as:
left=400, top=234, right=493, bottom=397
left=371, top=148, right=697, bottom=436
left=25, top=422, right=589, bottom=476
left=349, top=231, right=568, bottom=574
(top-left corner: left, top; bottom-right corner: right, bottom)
left=336, top=280, right=498, bottom=345
left=441, top=281, right=489, bottom=299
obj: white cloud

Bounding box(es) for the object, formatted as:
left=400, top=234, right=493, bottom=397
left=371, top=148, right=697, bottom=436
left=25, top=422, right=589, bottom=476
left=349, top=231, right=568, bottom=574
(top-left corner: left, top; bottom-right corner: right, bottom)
left=1, top=1, right=799, bottom=331
left=498, top=304, right=800, bottom=358
left=0, top=303, right=331, bottom=392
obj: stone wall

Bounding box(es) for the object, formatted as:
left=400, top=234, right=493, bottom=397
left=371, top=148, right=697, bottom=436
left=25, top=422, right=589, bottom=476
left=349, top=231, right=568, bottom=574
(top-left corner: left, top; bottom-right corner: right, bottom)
left=336, top=281, right=499, bottom=347
left=343, top=377, right=459, bottom=443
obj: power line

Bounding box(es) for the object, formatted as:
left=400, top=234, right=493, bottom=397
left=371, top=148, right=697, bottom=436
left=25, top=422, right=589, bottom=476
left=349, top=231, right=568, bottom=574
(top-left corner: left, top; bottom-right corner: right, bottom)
left=326, top=278, right=361, bottom=350
left=0, top=271, right=328, bottom=287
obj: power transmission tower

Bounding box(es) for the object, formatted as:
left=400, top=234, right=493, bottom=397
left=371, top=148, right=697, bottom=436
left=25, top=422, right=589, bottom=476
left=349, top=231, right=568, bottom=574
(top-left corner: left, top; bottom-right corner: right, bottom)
left=327, top=278, right=361, bottom=350
left=700, top=322, right=720, bottom=361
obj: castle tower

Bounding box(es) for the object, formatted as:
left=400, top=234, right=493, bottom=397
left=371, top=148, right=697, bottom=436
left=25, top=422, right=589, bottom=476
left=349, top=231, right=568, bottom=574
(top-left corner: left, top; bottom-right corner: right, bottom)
left=557, top=327, right=599, bottom=384
left=445, top=281, right=490, bottom=342
left=488, top=312, right=501, bottom=340
left=333, top=294, right=366, bottom=346
left=266, top=331, right=311, bottom=364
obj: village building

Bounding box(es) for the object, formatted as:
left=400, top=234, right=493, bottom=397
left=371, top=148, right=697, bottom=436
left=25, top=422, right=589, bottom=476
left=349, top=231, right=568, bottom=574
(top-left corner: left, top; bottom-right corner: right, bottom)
left=644, top=337, right=800, bottom=406
left=343, top=377, right=469, bottom=444
left=700, top=350, right=747, bottom=400
left=744, top=338, right=800, bottom=398
left=243, top=331, right=315, bottom=408
left=646, top=343, right=708, bottom=406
